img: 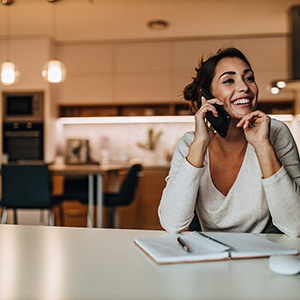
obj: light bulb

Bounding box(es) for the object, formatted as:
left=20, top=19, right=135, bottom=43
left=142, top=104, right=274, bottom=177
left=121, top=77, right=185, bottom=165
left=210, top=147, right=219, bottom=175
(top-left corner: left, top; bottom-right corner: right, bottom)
left=270, top=86, right=280, bottom=95
left=1, top=61, right=19, bottom=86
left=276, top=81, right=286, bottom=89
left=42, top=60, right=66, bottom=83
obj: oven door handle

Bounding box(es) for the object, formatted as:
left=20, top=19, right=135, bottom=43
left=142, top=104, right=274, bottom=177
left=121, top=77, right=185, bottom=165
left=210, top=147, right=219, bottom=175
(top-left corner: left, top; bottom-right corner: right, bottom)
left=4, top=131, right=41, bottom=137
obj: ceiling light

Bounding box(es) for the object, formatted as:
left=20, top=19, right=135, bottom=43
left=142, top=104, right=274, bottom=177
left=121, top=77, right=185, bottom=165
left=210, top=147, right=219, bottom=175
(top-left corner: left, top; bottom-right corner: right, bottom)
left=268, top=79, right=300, bottom=94
left=270, top=86, right=280, bottom=95
left=42, top=60, right=66, bottom=83
left=1, top=0, right=13, bottom=5
left=276, top=81, right=287, bottom=89
left=147, top=20, right=169, bottom=31
left=1, top=61, right=19, bottom=85
left=43, top=0, right=67, bottom=83
left=1, top=1, right=19, bottom=86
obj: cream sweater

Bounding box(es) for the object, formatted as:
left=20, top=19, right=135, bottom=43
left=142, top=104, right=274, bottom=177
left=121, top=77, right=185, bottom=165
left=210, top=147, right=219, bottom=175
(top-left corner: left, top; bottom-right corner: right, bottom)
left=158, top=119, right=300, bottom=237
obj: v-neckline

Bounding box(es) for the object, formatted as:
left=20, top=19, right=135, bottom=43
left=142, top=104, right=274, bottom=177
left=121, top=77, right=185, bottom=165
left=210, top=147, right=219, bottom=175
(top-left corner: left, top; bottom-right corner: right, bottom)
left=206, top=144, right=250, bottom=197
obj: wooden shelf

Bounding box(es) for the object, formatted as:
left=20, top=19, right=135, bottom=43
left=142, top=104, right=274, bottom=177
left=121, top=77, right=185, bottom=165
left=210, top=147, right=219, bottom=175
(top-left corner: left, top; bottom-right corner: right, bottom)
left=58, top=100, right=294, bottom=118
left=58, top=102, right=192, bottom=117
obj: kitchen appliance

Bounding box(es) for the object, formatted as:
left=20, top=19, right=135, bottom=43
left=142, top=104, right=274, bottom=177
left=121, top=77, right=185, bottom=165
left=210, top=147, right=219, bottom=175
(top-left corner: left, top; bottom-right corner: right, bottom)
left=2, top=91, right=44, bottom=162
left=2, top=91, right=44, bottom=123
left=66, top=139, right=89, bottom=164
left=3, top=122, right=44, bottom=162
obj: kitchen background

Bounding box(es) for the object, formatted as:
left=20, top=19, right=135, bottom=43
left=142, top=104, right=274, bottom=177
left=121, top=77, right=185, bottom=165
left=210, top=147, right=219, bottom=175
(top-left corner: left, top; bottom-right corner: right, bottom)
left=0, top=1, right=300, bottom=164
left=1, top=0, right=300, bottom=226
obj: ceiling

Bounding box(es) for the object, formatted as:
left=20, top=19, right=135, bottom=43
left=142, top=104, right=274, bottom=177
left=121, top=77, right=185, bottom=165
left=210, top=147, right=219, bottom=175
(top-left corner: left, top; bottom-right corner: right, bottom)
left=0, top=0, right=300, bottom=44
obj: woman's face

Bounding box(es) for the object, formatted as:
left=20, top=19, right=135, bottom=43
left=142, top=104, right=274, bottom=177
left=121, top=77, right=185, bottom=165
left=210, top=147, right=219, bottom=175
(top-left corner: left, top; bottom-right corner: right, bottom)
left=210, top=57, right=258, bottom=119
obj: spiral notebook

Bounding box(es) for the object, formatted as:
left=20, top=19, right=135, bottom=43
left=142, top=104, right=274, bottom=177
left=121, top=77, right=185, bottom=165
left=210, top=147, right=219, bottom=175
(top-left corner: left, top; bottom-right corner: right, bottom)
left=134, top=232, right=298, bottom=264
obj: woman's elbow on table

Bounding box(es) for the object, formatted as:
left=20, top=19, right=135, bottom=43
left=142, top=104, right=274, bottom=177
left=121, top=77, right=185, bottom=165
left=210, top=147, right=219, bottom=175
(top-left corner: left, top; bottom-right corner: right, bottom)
left=274, top=220, right=300, bottom=238
left=158, top=210, right=190, bottom=234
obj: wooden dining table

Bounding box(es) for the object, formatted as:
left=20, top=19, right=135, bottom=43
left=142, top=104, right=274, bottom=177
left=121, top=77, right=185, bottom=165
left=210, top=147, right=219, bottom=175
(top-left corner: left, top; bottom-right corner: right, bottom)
left=48, top=163, right=130, bottom=228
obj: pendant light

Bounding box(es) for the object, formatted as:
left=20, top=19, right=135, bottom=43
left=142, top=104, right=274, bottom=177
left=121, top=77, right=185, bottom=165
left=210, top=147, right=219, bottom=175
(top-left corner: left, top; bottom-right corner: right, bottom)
left=42, top=0, right=66, bottom=83
left=1, top=0, right=20, bottom=86
left=42, top=59, right=66, bottom=83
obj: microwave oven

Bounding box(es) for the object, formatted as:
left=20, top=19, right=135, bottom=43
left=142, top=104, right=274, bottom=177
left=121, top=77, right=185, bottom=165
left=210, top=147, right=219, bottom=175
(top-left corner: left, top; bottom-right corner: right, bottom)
left=2, top=92, right=44, bottom=122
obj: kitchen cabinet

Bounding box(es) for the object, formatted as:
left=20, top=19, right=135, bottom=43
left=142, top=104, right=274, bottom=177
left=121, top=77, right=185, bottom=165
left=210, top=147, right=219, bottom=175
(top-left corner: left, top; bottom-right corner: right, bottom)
left=53, top=165, right=169, bottom=229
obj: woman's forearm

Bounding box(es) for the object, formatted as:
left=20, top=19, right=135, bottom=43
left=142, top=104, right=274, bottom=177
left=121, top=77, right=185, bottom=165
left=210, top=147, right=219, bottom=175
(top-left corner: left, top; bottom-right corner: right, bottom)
left=253, top=141, right=281, bottom=179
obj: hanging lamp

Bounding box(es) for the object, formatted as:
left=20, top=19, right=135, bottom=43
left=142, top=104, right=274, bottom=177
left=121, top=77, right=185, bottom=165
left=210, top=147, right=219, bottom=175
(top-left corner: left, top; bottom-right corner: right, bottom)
left=1, top=0, right=20, bottom=86
left=42, top=0, right=66, bottom=83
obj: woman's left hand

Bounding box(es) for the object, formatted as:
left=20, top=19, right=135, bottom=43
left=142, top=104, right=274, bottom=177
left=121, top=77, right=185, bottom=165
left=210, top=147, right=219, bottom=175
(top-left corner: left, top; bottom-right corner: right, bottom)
left=236, top=110, right=271, bottom=146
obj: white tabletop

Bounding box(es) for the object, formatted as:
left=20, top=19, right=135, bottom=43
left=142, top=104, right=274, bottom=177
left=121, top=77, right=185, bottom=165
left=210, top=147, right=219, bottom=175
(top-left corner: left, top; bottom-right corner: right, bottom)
left=0, top=225, right=299, bottom=300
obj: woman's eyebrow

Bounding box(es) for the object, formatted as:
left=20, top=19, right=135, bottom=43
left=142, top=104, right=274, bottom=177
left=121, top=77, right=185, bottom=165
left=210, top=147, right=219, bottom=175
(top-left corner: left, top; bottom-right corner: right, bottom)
left=219, top=71, right=235, bottom=79
left=218, top=68, right=253, bottom=79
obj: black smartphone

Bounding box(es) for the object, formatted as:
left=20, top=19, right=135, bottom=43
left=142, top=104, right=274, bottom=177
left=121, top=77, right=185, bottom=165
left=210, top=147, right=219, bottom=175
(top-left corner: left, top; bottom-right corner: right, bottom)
left=199, top=89, right=231, bottom=138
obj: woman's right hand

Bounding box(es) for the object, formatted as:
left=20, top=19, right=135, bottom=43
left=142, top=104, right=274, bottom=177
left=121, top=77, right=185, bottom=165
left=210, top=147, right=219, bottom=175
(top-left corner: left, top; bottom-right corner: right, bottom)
left=186, top=96, right=221, bottom=167
left=194, top=96, right=223, bottom=143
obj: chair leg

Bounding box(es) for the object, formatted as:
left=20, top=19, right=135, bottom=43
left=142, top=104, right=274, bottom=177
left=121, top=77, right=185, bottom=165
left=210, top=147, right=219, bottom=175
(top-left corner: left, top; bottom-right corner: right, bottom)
left=48, top=209, right=55, bottom=226
left=0, top=209, right=7, bottom=224
left=114, top=208, right=119, bottom=228
left=106, top=207, right=119, bottom=228
left=13, top=209, right=18, bottom=224
left=40, top=209, right=45, bottom=225
left=59, top=203, right=64, bottom=226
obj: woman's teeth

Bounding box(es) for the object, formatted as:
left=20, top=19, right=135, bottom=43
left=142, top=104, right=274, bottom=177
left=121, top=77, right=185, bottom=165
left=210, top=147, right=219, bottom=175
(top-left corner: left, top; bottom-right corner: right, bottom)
left=232, top=98, right=251, bottom=105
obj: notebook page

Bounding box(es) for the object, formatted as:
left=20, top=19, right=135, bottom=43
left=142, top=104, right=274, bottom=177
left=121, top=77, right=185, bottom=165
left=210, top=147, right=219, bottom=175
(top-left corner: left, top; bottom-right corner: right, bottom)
left=134, top=233, right=230, bottom=264
left=205, top=232, right=298, bottom=258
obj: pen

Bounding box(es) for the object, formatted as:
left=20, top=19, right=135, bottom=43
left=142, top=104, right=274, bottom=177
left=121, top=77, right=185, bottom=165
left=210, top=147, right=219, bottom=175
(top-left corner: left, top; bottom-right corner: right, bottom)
left=177, top=237, right=190, bottom=252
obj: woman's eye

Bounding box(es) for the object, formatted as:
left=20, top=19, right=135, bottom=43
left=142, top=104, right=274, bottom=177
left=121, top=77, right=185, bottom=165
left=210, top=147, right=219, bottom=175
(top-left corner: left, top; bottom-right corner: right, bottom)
left=245, top=75, right=255, bottom=82
left=223, top=78, right=234, bottom=84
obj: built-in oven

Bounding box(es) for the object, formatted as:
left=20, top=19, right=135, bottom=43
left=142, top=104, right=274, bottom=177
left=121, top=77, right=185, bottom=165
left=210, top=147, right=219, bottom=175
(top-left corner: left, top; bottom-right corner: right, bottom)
left=3, top=122, right=44, bottom=162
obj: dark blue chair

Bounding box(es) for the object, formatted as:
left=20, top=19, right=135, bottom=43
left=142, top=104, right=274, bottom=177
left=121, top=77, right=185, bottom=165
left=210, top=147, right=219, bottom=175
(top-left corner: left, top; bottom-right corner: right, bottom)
left=60, top=164, right=143, bottom=228
left=0, top=164, right=62, bottom=225
left=102, top=164, right=142, bottom=228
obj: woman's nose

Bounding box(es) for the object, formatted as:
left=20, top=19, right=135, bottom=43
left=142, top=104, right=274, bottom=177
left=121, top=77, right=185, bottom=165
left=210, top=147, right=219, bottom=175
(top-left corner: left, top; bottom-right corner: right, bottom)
left=237, top=79, right=249, bottom=92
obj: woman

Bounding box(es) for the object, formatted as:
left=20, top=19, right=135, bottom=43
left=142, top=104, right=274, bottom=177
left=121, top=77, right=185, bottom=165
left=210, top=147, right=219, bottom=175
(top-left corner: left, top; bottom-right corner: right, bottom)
left=158, top=47, right=300, bottom=237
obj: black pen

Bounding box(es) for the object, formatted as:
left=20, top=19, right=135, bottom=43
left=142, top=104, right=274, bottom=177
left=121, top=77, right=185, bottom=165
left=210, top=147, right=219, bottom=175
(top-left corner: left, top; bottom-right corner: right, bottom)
left=177, top=237, right=190, bottom=252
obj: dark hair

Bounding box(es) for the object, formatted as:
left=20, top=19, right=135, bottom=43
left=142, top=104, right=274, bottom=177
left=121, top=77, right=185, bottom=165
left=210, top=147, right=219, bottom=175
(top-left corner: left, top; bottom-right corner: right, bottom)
left=183, top=47, right=253, bottom=109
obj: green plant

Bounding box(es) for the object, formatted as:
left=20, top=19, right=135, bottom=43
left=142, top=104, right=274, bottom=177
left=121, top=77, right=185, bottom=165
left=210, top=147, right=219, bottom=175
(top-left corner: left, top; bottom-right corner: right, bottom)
left=137, top=127, right=162, bottom=151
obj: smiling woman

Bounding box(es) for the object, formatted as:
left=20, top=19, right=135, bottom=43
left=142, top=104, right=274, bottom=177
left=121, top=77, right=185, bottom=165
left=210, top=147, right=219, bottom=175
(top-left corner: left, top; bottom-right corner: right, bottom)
left=158, top=47, right=300, bottom=238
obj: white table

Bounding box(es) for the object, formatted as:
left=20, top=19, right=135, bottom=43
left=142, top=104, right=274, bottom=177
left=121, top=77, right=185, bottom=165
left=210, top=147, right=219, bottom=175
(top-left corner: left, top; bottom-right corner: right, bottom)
left=49, top=164, right=129, bottom=228
left=0, top=225, right=299, bottom=300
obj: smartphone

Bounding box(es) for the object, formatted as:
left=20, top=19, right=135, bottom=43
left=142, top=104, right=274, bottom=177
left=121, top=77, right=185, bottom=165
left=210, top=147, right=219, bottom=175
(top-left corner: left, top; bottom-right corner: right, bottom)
left=199, top=88, right=231, bottom=138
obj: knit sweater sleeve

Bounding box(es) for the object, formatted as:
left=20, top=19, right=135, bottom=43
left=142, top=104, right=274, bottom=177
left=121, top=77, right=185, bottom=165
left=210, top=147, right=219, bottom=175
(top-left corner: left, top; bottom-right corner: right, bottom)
left=263, top=119, right=300, bottom=237
left=158, top=132, right=204, bottom=233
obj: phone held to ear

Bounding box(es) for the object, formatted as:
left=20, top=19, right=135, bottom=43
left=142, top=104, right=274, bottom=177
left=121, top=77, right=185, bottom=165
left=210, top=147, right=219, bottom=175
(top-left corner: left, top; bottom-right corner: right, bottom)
left=199, top=89, right=231, bottom=138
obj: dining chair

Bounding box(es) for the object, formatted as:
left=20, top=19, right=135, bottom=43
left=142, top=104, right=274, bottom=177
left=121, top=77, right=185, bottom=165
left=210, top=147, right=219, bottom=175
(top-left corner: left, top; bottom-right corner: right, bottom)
left=0, top=163, right=62, bottom=226
left=60, top=164, right=143, bottom=228
left=102, top=163, right=143, bottom=228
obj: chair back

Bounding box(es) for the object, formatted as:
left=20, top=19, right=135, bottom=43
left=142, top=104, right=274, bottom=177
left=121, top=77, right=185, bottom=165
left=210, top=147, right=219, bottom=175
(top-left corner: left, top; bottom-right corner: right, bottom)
left=63, top=175, right=91, bottom=201
left=117, top=164, right=142, bottom=206
left=1, top=164, right=52, bottom=209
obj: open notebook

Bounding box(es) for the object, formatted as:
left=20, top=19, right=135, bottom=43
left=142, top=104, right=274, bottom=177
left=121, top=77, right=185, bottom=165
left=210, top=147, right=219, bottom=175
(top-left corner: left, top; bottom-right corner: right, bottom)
left=134, top=232, right=299, bottom=264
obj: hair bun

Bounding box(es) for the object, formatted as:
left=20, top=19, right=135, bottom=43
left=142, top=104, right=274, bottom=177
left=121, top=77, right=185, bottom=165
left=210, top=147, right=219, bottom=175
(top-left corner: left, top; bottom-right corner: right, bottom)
left=183, top=82, right=198, bottom=101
